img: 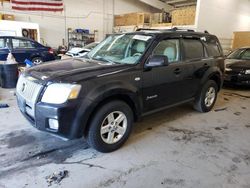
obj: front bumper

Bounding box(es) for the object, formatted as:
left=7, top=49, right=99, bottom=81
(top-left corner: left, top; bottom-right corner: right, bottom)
left=17, top=94, right=81, bottom=139
left=224, top=72, right=250, bottom=85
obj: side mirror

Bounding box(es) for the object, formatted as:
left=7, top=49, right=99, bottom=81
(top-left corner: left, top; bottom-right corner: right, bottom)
left=145, top=55, right=169, bottom=68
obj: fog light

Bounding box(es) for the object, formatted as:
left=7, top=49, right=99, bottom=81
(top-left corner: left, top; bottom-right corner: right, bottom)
left=48, top=119, right=59, bottom=130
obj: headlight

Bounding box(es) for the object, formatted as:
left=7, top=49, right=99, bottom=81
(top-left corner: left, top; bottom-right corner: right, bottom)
left=225, top=67, right=232, bottom=71
left=245, top=70, right=250, bottom=74
left=41, top=83, right=81, bottom=104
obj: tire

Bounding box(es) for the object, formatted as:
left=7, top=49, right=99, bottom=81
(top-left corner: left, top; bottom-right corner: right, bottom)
left=193, top=80, right=218, bottom=113
left=86, top=100, right=133, bottom=153
left=32, top=57, right=43, bottom=65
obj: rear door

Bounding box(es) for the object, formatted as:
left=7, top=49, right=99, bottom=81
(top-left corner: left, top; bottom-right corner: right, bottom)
left=142, top=38, right=194, bottom=113
left=186, top=36, right=224, bottom=92
left=11, top=38, right=37, bottom=63
left=180, top=38, right=208, bottom=98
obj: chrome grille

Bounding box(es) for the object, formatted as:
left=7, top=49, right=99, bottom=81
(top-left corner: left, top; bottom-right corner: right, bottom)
left=16, top=74, right=43, bottom=118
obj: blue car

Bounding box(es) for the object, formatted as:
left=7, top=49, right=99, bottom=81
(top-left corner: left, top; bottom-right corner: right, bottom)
left=0, top=36, right=55, bottom=64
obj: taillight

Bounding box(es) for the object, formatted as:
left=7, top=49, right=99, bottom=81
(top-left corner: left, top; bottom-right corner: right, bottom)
left=48, top=48, right=54, bottom=54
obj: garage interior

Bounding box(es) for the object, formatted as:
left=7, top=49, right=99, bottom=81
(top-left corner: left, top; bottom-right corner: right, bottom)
left=0, top=0, right=250, bottom=187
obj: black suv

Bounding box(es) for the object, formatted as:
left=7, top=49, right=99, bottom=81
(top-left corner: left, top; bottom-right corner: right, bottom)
left=16, top=28, right=224, bottom=152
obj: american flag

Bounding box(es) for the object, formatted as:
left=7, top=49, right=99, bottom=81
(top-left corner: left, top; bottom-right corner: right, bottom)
left=11, top=0, right=64, bottom=12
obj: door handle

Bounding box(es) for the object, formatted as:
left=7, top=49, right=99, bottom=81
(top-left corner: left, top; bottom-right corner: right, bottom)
left=174, top=68, right=181, bottom=74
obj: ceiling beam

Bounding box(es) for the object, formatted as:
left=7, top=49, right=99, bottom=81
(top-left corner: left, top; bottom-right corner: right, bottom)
left=139, top=0, right=173, bottom=12
left=165, top=0, right=188, bottom=4
left=174, top=2, right=196, bottom=7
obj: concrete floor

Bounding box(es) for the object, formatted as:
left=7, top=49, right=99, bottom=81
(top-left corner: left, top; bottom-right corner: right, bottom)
left=0, top=86, right=250, bottom=188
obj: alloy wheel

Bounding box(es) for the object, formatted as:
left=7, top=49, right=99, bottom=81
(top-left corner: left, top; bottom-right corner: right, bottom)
left=100, top=111, right=127, bottom=144
left=204, top=87, right=216, bottom=107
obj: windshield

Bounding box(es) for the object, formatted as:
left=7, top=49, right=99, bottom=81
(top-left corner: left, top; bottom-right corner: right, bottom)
left=227, top=49, right=244, bottom=59
left=87, top=34, right=153, bottom=64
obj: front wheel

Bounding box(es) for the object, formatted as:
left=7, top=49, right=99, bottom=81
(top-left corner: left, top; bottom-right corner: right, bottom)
left=86, top=100, right=133, bottom=153
left=193, top=80, right=218, bottom=112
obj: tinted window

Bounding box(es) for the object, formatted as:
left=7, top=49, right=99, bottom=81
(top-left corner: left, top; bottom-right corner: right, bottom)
left=12, top=39, right=34, bottom=49
left=241, top=49, right=250, bottom=60
left=183, top=39, right=204, bottom=60
left=203, top=37, right=221, bottom=57
left=153, top=39, right=180, bottom=63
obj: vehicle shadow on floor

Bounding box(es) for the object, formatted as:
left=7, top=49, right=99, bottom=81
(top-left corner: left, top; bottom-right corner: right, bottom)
left=1, top=88, right=244, bottom=179
left=0, top=103, right=195, bottom=179
left=133, top=104, right=194, bottom=134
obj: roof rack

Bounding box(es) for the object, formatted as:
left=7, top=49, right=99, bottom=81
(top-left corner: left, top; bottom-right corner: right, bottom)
left=136, top=27, right=196, bottom=32
left=136, top=27, right=210, bottom=34
left=169, top=27, right=195, bottom=32
left=136, top=28, right=159, bottom=31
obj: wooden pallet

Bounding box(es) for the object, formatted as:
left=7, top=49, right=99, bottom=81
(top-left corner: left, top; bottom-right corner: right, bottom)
left=114, top=13, right=151, bottom=26
left=151, top=23, right=173, bottom=28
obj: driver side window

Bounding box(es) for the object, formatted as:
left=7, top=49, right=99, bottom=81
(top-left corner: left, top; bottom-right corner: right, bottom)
left=153, top=39, right=180, bottom=63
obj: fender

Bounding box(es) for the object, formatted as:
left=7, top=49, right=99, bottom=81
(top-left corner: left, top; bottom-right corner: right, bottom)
left=69, top=80, right=141, bottom=138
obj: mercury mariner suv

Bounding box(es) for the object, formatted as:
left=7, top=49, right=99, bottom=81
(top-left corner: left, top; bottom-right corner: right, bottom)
left=16, top=28, right=225, bottom=152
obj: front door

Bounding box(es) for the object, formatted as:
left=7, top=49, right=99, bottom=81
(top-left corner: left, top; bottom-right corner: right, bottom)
left=142, top=38, right=194, bottom=113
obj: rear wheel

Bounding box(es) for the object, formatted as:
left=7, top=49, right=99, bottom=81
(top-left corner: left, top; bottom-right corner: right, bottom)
left=86, top=100, right=133, bottom=153
left=193, top=80, right=218, bottom=112
left=32, top=57, right=43, bottom=65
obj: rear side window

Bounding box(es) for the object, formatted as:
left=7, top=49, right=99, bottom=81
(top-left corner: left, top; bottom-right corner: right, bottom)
left=0, top=38, right=4, bottom=48
left=203, top=37, right=221, bottom=57
left=0, top=38, right=11, bottom=49
left=153, top=39, right=180, bottom=63
left=183, top=39, right=204, bottom=60
left=12, top=39, right=34, bottom=49
left=0, top=38, right=6, bottom=49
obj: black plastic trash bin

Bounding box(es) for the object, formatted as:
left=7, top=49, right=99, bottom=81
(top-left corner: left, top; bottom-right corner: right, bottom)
left=0, top=64, right=18, bottom=88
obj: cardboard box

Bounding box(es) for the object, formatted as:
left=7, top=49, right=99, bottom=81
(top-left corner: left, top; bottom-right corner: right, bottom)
left=2, top=14, right=15, bottom=21
left=232, top=32, right=250, bottom=49
left=0, top=13, right=2, bottom=20
left=151, top=13, right=165, bottom=24
left=172, top=6, right=196, bottom=26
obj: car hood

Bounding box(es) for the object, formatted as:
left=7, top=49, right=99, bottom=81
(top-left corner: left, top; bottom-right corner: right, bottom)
left=225, top=59, right=250, bottom=69
left=24, top=58, right=133, bottom=83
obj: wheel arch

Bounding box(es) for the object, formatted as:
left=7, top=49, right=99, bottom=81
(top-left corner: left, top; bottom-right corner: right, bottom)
left=71, top=85, right=142, bottom=138
left=208, top=72, right=222, bottom=91
left=83, top=93, right=139, bottom=135
left=30, top=55, right=43, bottom=62
left=200, top=67, right=223, bottom=91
